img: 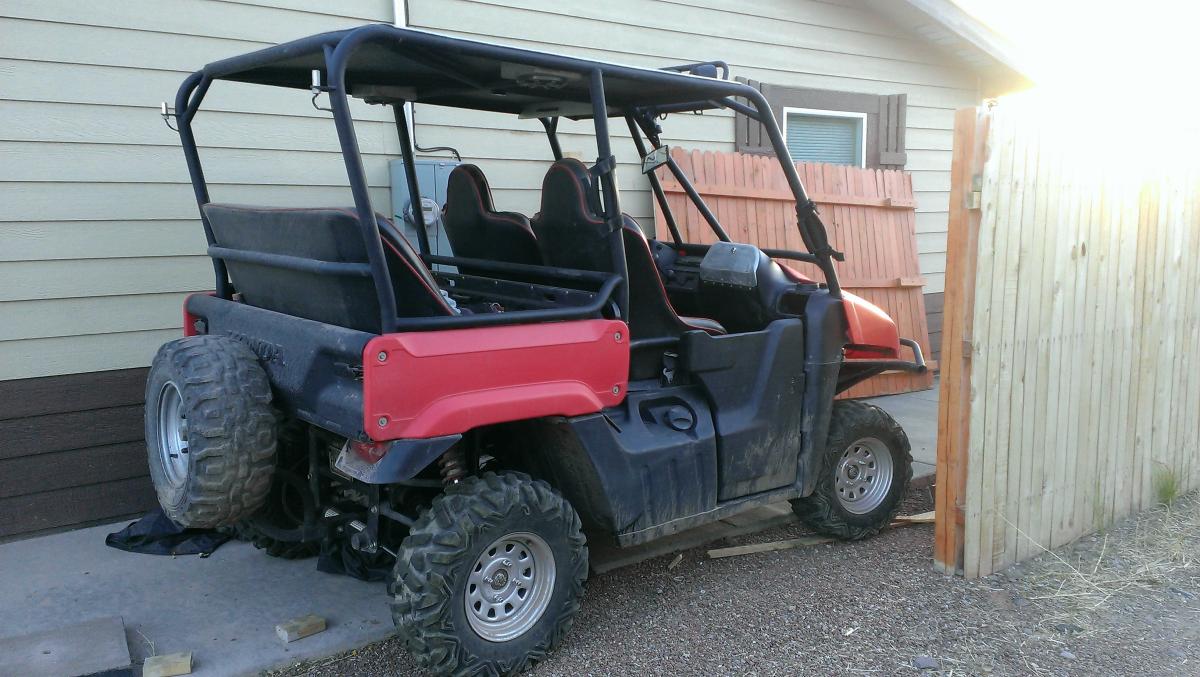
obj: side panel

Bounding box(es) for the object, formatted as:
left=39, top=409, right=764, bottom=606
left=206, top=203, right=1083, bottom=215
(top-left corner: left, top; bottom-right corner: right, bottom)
left=682, top=319, right=808, bottom=500
left=518, top=385, right=718, bottom=535
left=799, top=292, right=850, bottom=494
left=363, top=319, right=629, bottom=440
left=187, top=294, right=373, bottom=441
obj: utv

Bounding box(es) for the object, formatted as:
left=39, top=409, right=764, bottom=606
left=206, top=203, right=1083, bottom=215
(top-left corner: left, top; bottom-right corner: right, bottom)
left=150, top=24, right=925, bottom=675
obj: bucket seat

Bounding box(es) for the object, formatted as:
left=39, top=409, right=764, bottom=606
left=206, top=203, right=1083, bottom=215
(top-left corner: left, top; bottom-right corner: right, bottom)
left=530, top=158, right=725, bottom=340
left=442, top=164, right=542, bottom=277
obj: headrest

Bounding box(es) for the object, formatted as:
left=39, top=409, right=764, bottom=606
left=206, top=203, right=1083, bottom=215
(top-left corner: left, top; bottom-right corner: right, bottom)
left=446, top=164, right=495, bottom=214
left=539, top=158, right=602, bottom=216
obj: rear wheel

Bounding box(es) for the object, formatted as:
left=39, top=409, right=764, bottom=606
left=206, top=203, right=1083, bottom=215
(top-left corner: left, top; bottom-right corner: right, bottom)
left=145, top=335, right=277, bottom=528
left=235, top=422, right=320, bottom=559
left=389, top=472, right=588, bottom=676
left=790, top=400, right=912, bottom=540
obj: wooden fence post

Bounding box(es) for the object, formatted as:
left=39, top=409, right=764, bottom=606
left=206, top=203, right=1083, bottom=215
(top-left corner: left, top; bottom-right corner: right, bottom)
left=934, top=107, right=990, bottom=574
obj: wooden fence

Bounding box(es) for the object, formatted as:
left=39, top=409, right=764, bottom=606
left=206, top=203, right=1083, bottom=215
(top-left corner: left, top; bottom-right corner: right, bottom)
left=935, top=105, right=1200, bottom=578
left=654, top=148, right=934, bottom=398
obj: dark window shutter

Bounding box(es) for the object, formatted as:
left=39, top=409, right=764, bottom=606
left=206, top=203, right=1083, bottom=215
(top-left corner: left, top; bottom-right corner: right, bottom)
left=734, top=78, right=774, bottom=156
left=734, top=80, right=907, bottom=169
left=878, top=93, right=907, bottom=168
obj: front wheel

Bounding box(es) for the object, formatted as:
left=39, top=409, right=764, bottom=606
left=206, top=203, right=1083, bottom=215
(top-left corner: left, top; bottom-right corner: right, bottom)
left=389, top=471, right=588, bottom=676
left=790, top=401, right=912, bottom=540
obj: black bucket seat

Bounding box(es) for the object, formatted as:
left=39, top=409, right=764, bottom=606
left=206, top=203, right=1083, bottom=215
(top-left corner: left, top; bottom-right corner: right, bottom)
left=530, top=159, right=725, bottom=340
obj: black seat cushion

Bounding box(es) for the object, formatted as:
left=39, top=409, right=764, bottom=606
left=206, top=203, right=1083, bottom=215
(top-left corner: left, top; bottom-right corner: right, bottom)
left=204, top=204, right=453, bottom=333
left=442, top=164, right=541, bottom=276
left=679, top=315, right=726, bottom=335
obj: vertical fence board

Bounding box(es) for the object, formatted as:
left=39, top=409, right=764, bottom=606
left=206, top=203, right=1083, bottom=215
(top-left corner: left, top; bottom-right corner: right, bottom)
left=935, top=103, right=1200, bottom=576
left=935, top=107, right=987, bottom=573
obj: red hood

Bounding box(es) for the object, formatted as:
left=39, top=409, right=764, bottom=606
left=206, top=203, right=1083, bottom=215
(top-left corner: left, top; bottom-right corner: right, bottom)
left=842, top=291, right=900, bottom=359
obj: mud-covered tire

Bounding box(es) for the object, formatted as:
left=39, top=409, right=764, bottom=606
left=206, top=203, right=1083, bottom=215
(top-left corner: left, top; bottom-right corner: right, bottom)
left=145, top=335, right=277, bottom=529
left=389, top=472, right=588, bottom=676
left=790, top=400, right=912, bottom=540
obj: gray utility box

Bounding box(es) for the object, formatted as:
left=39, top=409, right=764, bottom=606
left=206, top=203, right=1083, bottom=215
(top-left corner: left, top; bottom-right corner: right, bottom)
left=389, top=158, right=460, bottom=257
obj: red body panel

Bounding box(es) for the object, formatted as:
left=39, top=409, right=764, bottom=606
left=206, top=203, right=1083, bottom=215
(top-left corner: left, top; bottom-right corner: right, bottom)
left=362, top=319, right=630, bottom=440
left=842, top=291, right=901, bottom=359
left=182, top=292, right=213, bottom=337
left=777, top=263, right=901, bottom=359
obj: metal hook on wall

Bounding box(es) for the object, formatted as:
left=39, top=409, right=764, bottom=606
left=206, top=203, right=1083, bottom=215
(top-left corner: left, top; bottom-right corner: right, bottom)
left=160, top=102, right=179, bottom=132
left=311, top=69, right=333, bottom=113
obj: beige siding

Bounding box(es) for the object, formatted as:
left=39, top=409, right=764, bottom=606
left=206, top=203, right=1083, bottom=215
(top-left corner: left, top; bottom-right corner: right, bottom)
left=1, top=0, right=982, bottom=380
left=0, top=1, right=395, bottom=380
left=408, top=0, right=980, bottom=296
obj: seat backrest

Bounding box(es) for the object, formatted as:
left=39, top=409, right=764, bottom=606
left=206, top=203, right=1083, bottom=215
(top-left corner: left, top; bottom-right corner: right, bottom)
left=203, top=204, right=453, bottom=333
left=442, top=164, right=542, bottom=274
left=620, top=216, right=706, bottom=340
left=531, top=158, right=612, bottom=273
left=531, top=161, right=698, bottom=341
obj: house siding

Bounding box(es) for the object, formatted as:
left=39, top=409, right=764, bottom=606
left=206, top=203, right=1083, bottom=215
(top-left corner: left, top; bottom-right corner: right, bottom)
left=1, top=0, right=975, bottom=383
left=0, top=0, right=397, bottom=538
left=0, top=0, right=397, bottom=381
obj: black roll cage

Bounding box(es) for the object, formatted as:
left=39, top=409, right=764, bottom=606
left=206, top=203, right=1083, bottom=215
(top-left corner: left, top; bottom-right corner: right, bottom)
left=172, top=24, right=843, bottom=334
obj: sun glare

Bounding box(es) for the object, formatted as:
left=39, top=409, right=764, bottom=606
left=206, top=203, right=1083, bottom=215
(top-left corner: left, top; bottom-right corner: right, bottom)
left=956, top=0, right=1200, bottom=169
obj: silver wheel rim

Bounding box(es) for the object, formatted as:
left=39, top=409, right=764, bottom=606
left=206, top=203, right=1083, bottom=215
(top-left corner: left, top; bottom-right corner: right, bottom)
left=465, top=531, right=555, bottom=642
left=835, top=436, right=893, bottom=514
left=156, top=382, right=190, bottom=488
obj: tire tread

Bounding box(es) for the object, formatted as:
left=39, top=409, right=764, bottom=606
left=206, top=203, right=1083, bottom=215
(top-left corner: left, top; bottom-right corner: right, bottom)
left=389, top=471, right=588, bottom=676
left=147, top=335, right=277, bottom=528
left=791, top=400, right=913, bottom=541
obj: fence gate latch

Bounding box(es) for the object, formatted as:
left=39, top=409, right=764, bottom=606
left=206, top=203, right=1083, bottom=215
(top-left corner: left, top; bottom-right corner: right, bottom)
left=967, top=173, right=983, bottom=209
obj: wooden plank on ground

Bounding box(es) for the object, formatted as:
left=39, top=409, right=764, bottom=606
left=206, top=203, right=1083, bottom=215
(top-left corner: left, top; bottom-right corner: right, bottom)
left=276, top=614, right=326, bottom=643
left=707, top=536, right=833, bottom=559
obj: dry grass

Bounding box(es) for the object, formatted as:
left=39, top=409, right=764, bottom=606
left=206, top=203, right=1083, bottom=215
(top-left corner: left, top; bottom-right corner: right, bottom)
left=1013, top=492, right=1200, bottom=637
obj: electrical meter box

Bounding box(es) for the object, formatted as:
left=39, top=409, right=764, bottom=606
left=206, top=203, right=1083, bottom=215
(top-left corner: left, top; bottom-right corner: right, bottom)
left=389, top=159, right=460, bottom=257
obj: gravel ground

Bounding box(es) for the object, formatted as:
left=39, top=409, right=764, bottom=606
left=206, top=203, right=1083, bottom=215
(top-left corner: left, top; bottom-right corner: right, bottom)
left=270, top=488, right=1199, bottom=676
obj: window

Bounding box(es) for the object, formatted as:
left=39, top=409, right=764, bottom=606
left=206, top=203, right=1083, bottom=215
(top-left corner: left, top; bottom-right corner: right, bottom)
left=783, top=107, right=867, bottom=167
left=735, top=80, right=907, bottom=169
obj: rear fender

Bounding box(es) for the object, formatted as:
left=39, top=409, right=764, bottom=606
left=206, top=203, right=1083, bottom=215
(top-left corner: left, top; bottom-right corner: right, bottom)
left=362, top=319, right=629, bottom=441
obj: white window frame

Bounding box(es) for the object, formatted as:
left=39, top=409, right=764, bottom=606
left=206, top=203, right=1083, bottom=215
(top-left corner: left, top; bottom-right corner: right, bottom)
left=781, top=106, right=868, bottom=168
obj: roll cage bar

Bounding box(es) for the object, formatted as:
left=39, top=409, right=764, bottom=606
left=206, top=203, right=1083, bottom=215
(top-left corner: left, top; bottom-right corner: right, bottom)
left=172, top=24, right=843, bottom=334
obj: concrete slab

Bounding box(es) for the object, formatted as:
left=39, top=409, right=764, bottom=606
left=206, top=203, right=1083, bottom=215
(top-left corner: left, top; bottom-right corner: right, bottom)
left=865, top=377, right=940, bottom=472
left=0, top=523, right=392, bottom=677
left=0, top=615, right=132, bottom=677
